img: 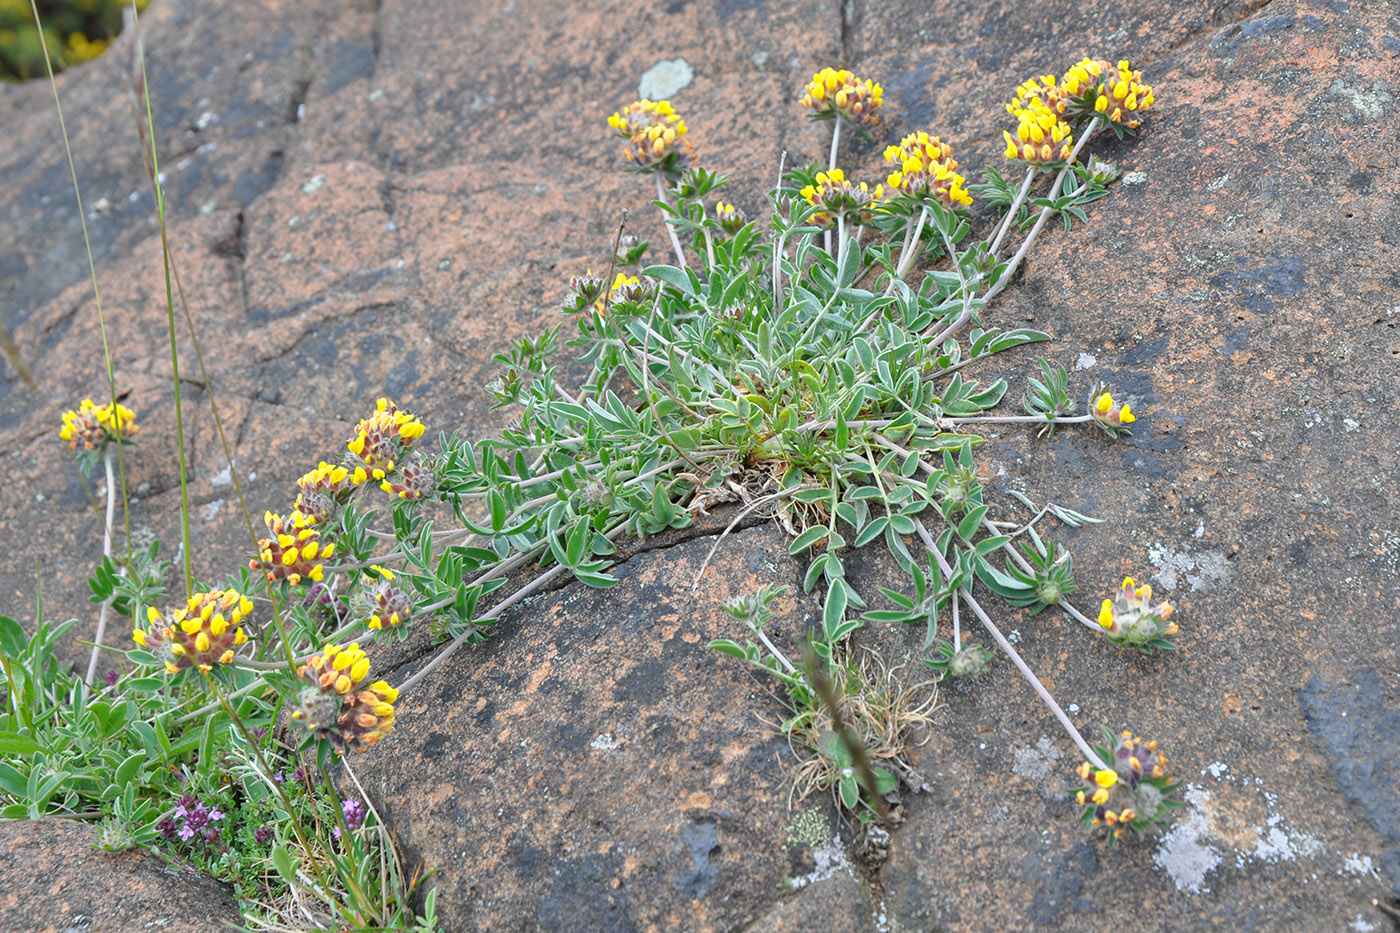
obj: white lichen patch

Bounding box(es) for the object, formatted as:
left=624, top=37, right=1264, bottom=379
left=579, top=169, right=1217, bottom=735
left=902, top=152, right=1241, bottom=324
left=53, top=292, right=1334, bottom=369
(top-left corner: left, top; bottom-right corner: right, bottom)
left=1012, top=736, right=1063, bottom=785
left=638, top=58, right=694, bottom=99
left=785, top=834, right=850, bottom=890
left=1341, top=852, right=1379, bottom=879
left=1148, top=541, right=1232, bottom=592
left=589, top=732, right=621, bottom=751
left=1244, top=814, right=1322, bottom=865
left=1154, top=784, right=1221, bottom=893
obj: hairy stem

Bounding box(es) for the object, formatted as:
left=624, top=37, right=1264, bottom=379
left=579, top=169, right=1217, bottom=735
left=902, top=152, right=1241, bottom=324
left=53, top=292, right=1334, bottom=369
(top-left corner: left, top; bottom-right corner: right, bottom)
left=987, top=167, right=1036, bottom=256
left=656, top=174, right=688, bottom=268
left=84, top=451, right=118, bottom=686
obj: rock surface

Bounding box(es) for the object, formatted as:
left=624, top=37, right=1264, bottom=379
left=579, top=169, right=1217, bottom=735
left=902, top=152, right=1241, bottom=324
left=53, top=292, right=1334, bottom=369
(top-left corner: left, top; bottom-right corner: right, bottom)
left=0, top=820, right=240, bottom=932
left=357, top=522, right=860, bottom=931
left=2, top=0, right=1398, bottom=931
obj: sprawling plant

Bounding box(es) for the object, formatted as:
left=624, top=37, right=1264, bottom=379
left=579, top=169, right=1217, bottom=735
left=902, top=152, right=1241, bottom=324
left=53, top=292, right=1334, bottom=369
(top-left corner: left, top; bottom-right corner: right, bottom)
left=5, top=56, right=1177, bottom=933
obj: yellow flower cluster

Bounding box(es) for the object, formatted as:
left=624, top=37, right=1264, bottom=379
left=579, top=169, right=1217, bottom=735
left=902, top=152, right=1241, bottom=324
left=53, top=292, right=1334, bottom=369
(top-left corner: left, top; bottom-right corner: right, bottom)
left=1098, top=576, right=1178, bottom=649
left=714, top=201, right=747, bottom=236
left=1063, top=58, right=1154, bottom=128
left=608, top=99, right=696, bottom=174
left=800, top=68, right=883, bottom=129
left=133, top=590, right=252, bottom=675
left=607, top=98, right=682, bottom=137
left=1075, top=731, right=1172, bottom=839
left=59, top=398, right=140, bottom=451
left=295, top=461, right=351, bottom=522
left=1004, top=89, right=1074, bottom=165
left=590, top=272, right=649, bottom=318
left=252, top=510, right=333, bottom=586
left=359, top=565, right=412, bottom=630
left=883, top=132, right=972, bottom=208
left=347, top=397, right=427, bottom=484
left=379, top=453, right=437, bottom=500
left=1092, top=388, right=1135, bottom=427
left=292, top=643, right=398, bottom=752
left=799, top=168, right=885, bottom=227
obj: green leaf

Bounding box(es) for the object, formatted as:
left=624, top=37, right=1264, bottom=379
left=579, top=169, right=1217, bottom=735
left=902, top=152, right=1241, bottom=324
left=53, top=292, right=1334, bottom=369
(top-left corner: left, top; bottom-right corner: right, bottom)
left=956, top=505, right=988, bottom=541
left=574, top=569, right=618, bottom=589
left=271, top=844, right=298, bottom=884
left=789, top=527, right=829, bottom=554
left=0, top=761, right=27, bottom=797
left=642, top=264, right=696, bottom=296
left=0, top=616, right=26, bottom=659
left=839, top=774, right=859, bottom=809
left=0, top=732, right=42, bottom=756
left=488, top=489, right=507, bottom=533
left=708, top=639, right=751, bottom=661
left=565, top=521, right=589, bottom=567
left=823, top=578, right=850, bottom=643
left=854, top=517, right=888, bottom=548
left=974, top=535, right=1012, bottom=556
left=114, top=752, right=144, bottom=788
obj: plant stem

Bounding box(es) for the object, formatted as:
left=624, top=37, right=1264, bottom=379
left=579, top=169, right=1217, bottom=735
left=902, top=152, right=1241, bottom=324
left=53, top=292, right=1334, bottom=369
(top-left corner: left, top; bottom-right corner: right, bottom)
left=396, top=522, right=629, bottom=694
left=835, top=213, right=847, bottom=272
left=987, top=167, right=1036, bottom=256
left=84, top=451, right=117, bottom=686
left=656, top=174, right=687, bottom=268
left=946, top=414, right=1093, bottom=424
left=824, top=120, right=842, bottom=255
left=981, top=120, right=1100, bottom=307
left=916, top=526, right=1106, bottom=769
left=893, top=207, right=929, bottom=280
left=926, top=123, right=1100, bottom=352
left=29, top=0, right=133, bottom=561
left=771, top=149, right=788, bottom=316
left=128, top=15, right=195, bottom=596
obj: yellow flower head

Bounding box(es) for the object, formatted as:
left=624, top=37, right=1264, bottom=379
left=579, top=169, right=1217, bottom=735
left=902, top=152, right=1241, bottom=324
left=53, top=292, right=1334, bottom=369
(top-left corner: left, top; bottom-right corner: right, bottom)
left=608, top=99, right=681, bottom=138
left=609, top=100, right=697, bottom=175
left=1098, top=572, right=1177, bottom=650
left=1003, top=88, right=1074, bottom=165
left=347, top=398, right=426, bottom=484
left=882, top=131, right=973, bottom=208
left=714, top=201, right=748, bottom=236
left=799, top=168, right=887, bottom=228
left=800, top=68, right=883, bottom=129
left=358, top=564, right=412, bottom=631
left=133, top=590, right=252, bottom=675
left=1061, top=58, right=1154, bottom=129
left=1089, top=385, right=1136, bottom=431
left=1076, top=730, right=1177, bottom=839
left=295, top=461, right=352, bottom=522
left=251, top=510, right=333, bottom=586
left=292, top=643, right=398, bottom=753
left=59, top=398, right=140, bottom=451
